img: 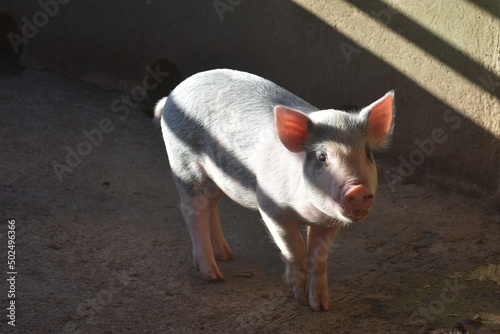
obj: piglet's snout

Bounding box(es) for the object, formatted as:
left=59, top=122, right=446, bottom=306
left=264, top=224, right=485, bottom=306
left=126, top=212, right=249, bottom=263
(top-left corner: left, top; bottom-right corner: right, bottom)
left=342, top=185, right=374, bottom=220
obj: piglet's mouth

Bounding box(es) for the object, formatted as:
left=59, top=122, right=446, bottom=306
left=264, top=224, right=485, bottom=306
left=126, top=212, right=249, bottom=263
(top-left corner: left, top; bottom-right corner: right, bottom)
left=342, top=209, right=370, bottom=221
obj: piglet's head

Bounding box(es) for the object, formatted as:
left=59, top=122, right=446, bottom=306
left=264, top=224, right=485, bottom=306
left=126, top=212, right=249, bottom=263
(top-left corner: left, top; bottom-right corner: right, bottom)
left=274, top=91, right=395, bottom=224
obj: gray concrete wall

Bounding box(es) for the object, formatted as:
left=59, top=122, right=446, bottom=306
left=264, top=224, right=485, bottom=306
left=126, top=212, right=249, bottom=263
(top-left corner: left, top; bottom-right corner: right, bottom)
left=1, top=0, right=499, bottom=199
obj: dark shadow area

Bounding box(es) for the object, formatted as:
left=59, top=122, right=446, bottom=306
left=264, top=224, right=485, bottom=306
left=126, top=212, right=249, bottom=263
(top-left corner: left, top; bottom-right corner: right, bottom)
left=0, top=13, right=24, bottom=75
left=466, top=0, right=500, bottom=18
left=142, top=58, right=183, bottom=116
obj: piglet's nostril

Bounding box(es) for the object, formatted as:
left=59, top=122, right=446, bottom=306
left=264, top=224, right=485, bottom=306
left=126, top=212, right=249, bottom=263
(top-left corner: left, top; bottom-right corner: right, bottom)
left=342, top=186, right=374, bottom=212
left=345, top=196, right=356, bottom=204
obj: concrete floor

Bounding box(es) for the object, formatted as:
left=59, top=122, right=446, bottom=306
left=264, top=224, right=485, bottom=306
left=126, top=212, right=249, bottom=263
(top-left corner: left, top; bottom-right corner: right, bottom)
left=1, top=69, right=500, bottom=333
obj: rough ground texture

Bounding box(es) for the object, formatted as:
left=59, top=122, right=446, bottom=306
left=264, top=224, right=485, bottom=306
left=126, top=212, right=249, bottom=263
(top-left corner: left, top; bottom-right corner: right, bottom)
left=1, top=69, right=500, bottom=333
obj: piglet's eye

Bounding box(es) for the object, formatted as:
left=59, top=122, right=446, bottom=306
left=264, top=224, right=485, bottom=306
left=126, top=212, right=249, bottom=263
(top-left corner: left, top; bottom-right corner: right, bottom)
left=317, top=152, right=327, bottom=163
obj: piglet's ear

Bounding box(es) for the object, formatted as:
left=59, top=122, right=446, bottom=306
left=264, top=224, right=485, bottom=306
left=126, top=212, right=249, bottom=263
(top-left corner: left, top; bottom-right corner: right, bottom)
left=274, top=106, right=310, bottom=153
left=362, top=91, right=395, bottom=147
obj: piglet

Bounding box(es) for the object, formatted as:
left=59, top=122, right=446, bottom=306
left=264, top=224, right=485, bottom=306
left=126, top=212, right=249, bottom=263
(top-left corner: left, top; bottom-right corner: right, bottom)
left=155, top=69, right=395, bottom=311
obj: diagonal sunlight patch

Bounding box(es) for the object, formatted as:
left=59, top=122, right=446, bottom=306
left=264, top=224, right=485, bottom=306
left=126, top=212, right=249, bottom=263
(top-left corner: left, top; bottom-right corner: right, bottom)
left=289, top=0, right=500, bottom=138
left=388, top=0, right=500, bottom=75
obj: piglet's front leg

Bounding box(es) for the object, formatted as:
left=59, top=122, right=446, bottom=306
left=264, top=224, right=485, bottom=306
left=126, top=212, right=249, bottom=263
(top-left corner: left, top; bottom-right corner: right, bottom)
left=259, top=209, right=309, bottom=305
left=306, top=225, right=341, bottom=311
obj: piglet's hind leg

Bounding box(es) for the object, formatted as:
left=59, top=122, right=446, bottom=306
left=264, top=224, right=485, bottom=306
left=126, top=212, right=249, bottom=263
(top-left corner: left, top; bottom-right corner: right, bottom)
left=206, top=182, right=234, bottom=261
left=176, top=179, right=224, bottom=281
